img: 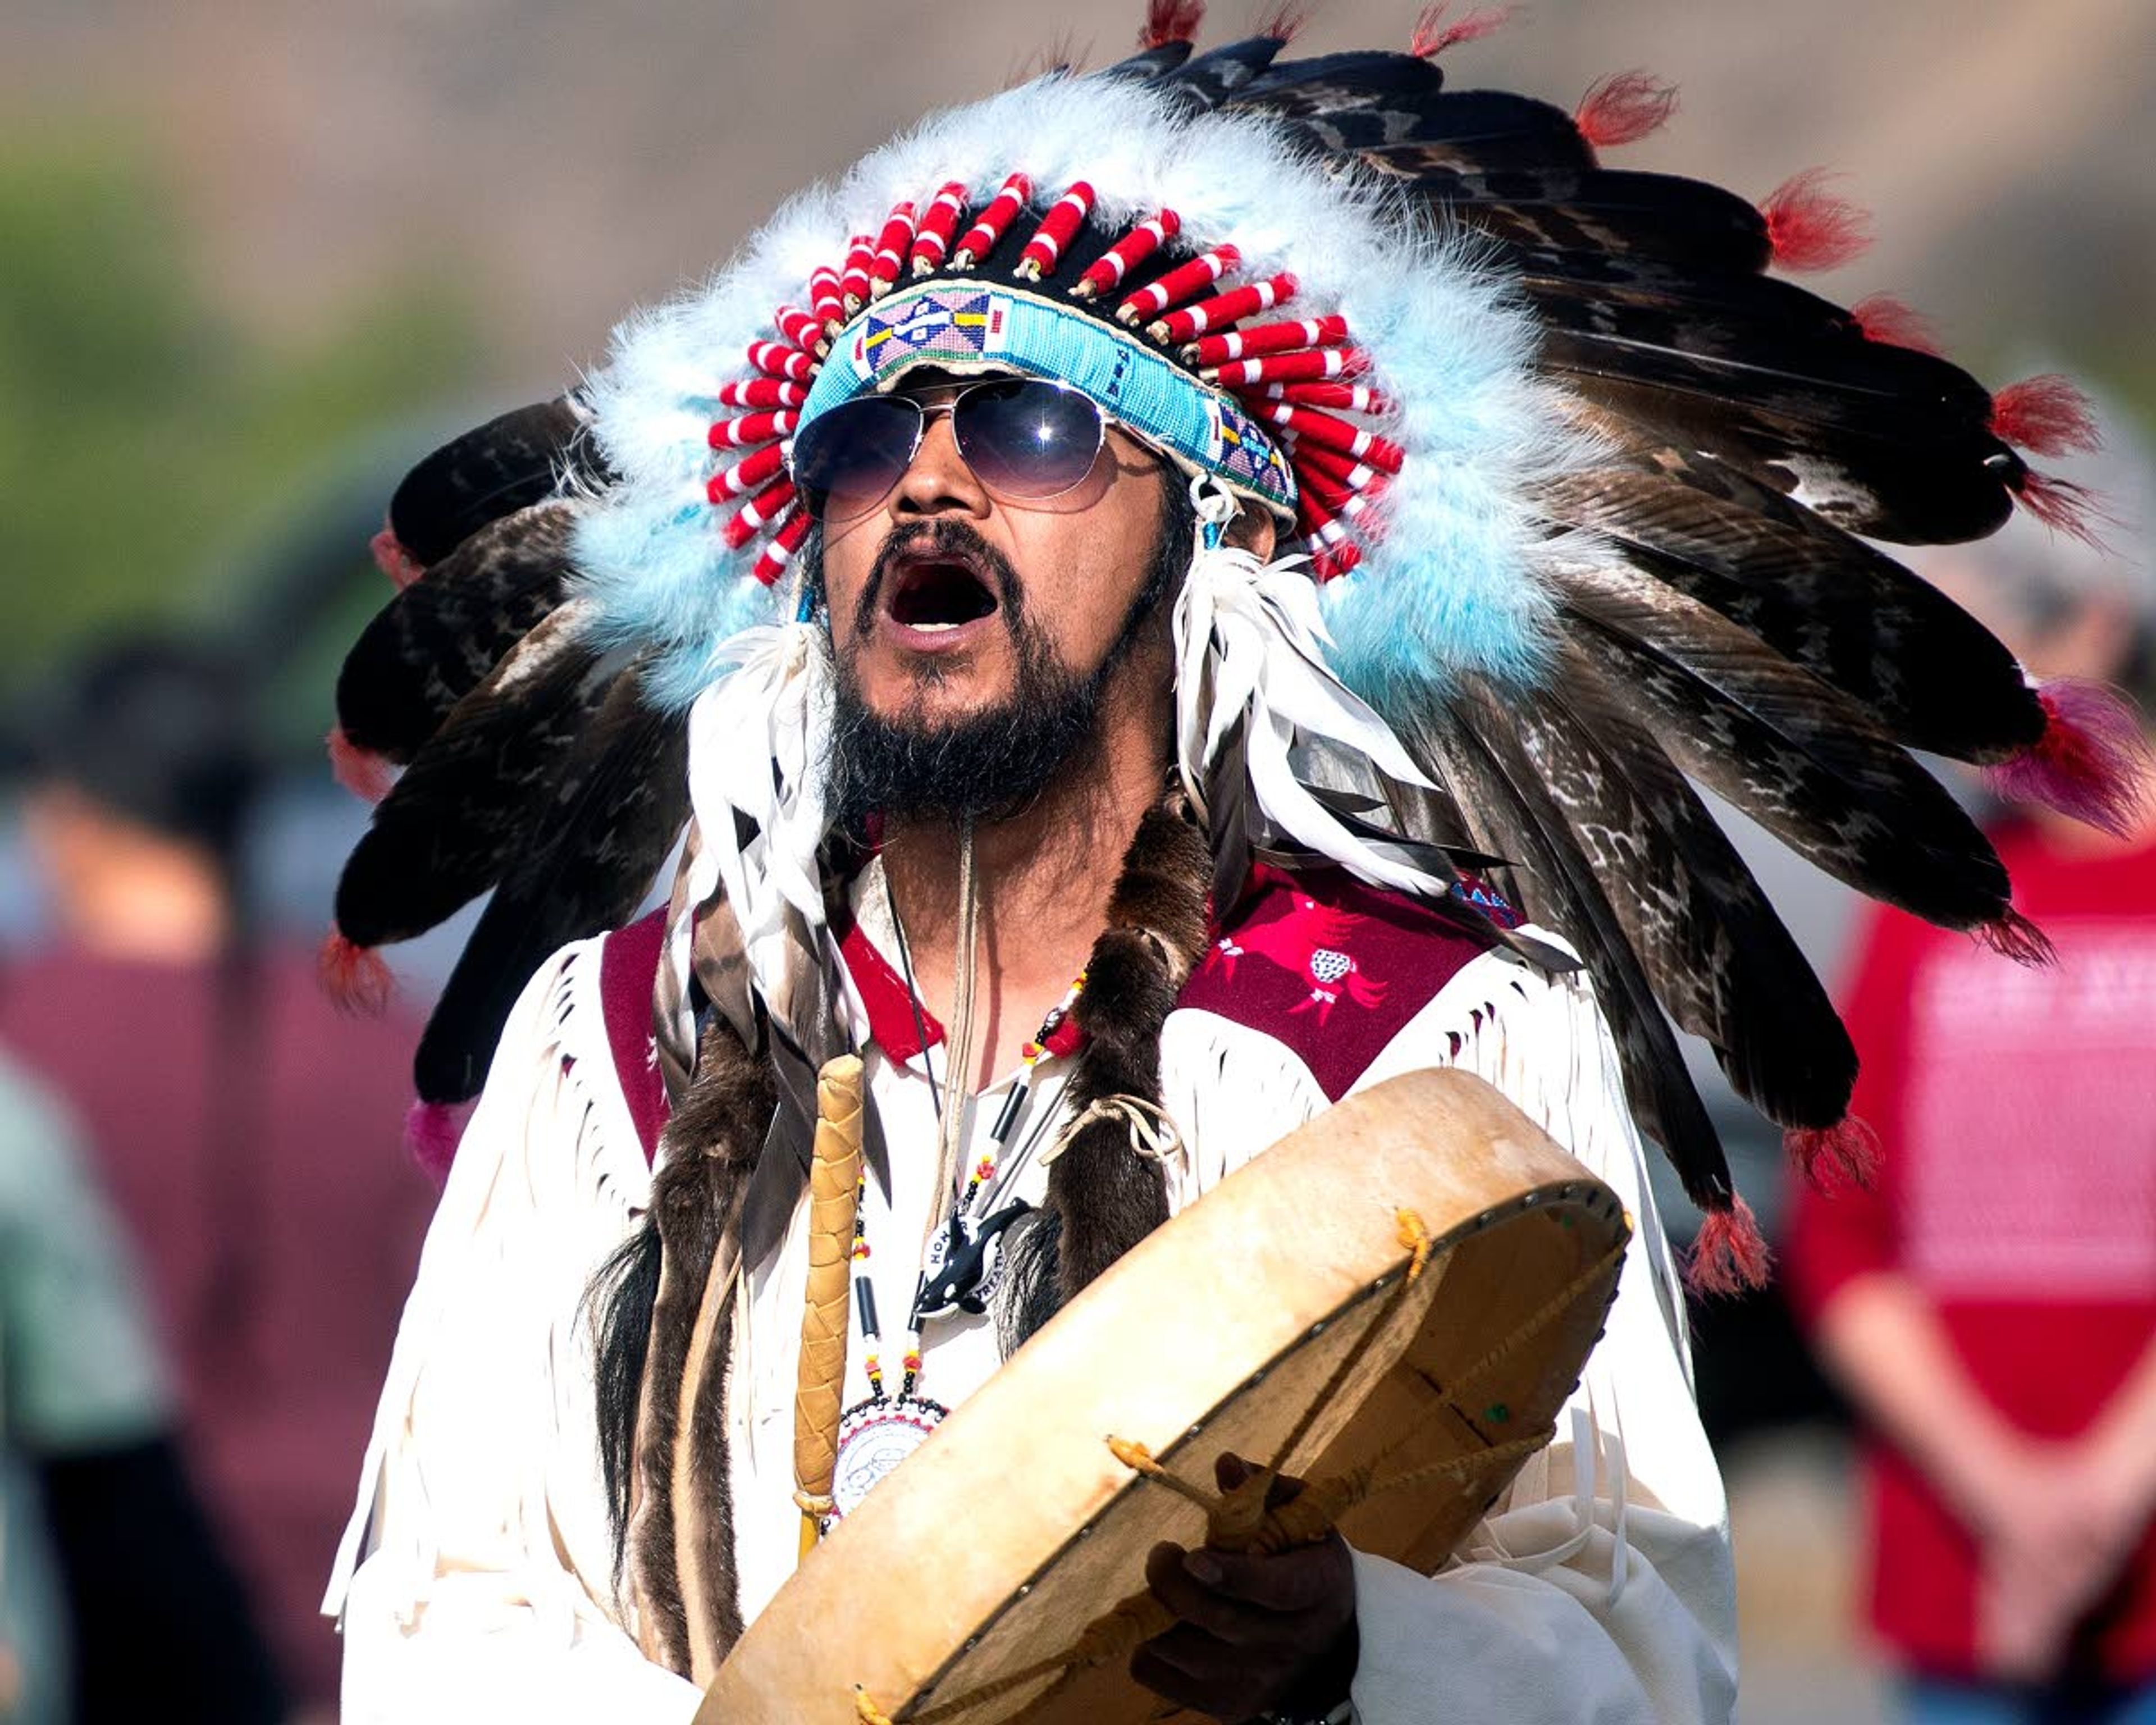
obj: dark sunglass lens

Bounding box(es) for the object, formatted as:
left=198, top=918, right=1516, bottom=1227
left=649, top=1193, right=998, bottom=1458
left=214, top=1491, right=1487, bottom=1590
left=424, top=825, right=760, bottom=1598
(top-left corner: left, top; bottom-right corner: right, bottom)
left=790, top=398, right=921, bottom=517
left=954, top=381, right=1104, bottom=500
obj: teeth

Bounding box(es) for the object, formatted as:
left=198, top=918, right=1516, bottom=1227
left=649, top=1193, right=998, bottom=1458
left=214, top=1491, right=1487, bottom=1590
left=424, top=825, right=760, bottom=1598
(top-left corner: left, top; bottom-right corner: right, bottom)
left=913, top=620, right=962, bottom=633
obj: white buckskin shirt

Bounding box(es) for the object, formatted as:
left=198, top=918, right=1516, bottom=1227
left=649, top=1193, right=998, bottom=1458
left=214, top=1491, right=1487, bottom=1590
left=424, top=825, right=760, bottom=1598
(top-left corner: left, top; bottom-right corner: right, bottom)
left=326, top=860, right=1738, bottom=1722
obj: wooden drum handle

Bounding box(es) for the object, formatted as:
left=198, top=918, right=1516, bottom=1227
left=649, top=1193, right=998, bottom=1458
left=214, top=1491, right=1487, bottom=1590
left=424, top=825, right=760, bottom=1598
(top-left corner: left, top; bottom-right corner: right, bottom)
left=793, top=1053, right=865, bottom=1555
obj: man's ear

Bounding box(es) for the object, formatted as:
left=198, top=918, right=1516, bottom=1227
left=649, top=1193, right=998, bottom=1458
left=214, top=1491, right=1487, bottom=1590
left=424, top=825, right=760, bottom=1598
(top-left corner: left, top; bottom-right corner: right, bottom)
left=1223, top=504, right=1277, bottom=560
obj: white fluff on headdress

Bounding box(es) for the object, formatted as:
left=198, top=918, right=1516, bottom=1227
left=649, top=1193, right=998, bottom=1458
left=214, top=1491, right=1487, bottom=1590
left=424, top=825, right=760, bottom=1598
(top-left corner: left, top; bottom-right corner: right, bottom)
left=1175, top=506, right=1447, bottom=898
left=682, top=622, right=834, bottom=994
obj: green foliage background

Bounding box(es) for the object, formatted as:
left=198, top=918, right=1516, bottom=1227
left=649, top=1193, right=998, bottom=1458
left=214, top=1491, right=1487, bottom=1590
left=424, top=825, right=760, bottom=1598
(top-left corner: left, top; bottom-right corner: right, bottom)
left=0, top=125, right=482, bottom=728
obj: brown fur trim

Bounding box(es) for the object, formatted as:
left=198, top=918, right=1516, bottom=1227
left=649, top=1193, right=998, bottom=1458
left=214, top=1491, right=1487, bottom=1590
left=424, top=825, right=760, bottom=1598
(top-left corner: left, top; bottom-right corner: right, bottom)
left=680, top=1280, right=745, bottom=1663
left=626, top=1010, right=771, bottom=1676
left=1045, top=791, right=1212, bottom=1304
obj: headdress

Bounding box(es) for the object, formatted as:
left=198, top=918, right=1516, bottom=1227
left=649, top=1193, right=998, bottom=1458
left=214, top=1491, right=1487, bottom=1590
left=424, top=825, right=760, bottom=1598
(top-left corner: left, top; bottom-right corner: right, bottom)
left=322, top=7, right=2150, bottom=1283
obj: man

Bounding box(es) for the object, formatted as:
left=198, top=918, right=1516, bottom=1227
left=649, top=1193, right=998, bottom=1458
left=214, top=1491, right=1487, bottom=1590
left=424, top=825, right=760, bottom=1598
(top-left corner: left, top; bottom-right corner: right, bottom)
left=0, top=1048, right=284, bottom=1725
left=321, top=13, right=2135, bottom=1721
left=3, top=635, right=436, bottom=1710
left=1788, top=418, right=2156, bottom=1723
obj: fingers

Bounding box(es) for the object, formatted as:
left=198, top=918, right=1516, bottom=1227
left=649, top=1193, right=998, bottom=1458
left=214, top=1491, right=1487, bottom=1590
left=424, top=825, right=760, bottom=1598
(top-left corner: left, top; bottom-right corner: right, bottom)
left=1191, top=1539, right=1353, bottom=1615
left=1143, top=1537, right=1359, bottom=1639
left=1145, top=1543, right=1275, bottom=1644
left=1135, top=1535, right=1359, bottom=1725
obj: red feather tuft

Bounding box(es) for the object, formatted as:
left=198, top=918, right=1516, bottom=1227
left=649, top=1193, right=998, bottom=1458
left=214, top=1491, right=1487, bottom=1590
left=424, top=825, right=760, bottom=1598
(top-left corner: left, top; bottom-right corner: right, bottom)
left=1760, top=169, right=1872, bottom=272
left=1574, top=71, right=1679, bottom=149
left=1973, top=907, right=2057, bottom=968
left=406, top=1098, right=473, bottom=1183
left=1255, top=2, right=1309, bottom=43
left=1989, top=375, right=2102, bottom=459
left=327, top=727, right=396, bottom=802
left=1785, top=1118, right=1880, bottom=1193
left=318, top=929, right=394, bottom=1016
left=369, top=523, right=424, bottom=589
left=1987, top=679, right=2155, bottom=838
left=1409, top=1, right=1512, bottom=58
left=1849, top=293, right=1944, bottom=357
left=2012, top=470, right=2111, bottom=550
left=1685, top=1196, right=1772, bottom=1297
left=1138, top=0, right=1204, bottom=47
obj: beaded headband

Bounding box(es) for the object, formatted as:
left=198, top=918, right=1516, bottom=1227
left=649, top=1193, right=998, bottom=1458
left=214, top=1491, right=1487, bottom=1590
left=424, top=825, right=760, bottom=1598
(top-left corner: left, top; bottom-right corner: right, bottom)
left=706, top=175, right=1396, bottom=592
left=800, top=279, right=1298, bottom=517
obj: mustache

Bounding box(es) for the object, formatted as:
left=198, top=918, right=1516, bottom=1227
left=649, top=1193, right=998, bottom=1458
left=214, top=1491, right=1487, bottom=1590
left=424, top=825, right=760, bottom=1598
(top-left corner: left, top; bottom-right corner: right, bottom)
left=852, top=519, right=1025, bottom=640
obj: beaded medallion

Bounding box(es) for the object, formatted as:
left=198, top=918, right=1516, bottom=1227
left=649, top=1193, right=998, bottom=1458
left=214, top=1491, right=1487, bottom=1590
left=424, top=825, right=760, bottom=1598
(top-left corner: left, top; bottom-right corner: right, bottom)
left=831, top=1393, right=949, bottom=1520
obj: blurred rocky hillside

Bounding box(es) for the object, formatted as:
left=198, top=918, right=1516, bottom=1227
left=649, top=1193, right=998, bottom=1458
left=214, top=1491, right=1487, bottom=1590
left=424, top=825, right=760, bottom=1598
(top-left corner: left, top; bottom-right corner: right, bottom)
left=11, top=0, right=2150, bottom=396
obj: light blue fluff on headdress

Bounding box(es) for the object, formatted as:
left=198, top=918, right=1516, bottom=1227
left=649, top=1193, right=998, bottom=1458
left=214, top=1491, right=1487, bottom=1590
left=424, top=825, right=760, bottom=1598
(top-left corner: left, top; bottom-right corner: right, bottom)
left=565, top=70, right=1588, bottom=721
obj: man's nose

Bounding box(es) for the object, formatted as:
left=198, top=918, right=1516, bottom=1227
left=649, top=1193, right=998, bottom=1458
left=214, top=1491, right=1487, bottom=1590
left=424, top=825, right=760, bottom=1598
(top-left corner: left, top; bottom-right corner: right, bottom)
left=890, top=409, right=990, bottom=519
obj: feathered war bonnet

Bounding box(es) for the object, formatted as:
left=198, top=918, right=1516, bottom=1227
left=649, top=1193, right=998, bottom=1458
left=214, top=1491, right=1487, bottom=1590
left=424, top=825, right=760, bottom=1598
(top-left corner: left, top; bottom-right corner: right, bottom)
left=320, top=6, right=2148, bottom=1284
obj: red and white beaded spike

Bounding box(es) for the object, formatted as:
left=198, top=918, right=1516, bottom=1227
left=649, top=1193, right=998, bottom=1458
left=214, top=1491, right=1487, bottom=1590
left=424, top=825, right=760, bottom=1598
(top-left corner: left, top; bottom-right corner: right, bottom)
left=721, top=477, right=799, bottom=550
left=1016, top=181, right=1095, bottom=281
left=810, top=265, right=847, bottom=335
left=717, top=377, right=806, bottom=411
left=1116, top=244, right=1240, bottom=324
left=746, top=510, right=812, bottom=587
left=707, top=441, right=789, bottom=504
left=1309, top=543, right=1364, bottom=581
left=910, top=182, right=969, bottom=277
left=1149, top=271, right=1298, bottom=341
left=952, top=174, right=1032, bottom=269
left=1190, top=316, right=1347, bottom=364
left=701, top=254, right=841, bottom=586
left=868, top=201, right=918, bottom=300
left=1290, top=435, right=1392, bottom=496
left=1296, top=459, right=1387, bottom=523
left=1205, top=346, right=1370, bottom=389
left=1245, top=397, right=1405, bottom=474
left=746, top=341, right=816, bottom=386
left=1074, top=209, right=1179, bottom=299
left=708, top=405, right=801, bottom=449
left=840, top=234, right=878, bottom=313
left=1088, top=228, right=1403, bottom=579
left=1297, top=490, right=1355, bottom=554
left=772, top=304, right=828, bottom=356
left=1262, top=379, right=1392, bottom=415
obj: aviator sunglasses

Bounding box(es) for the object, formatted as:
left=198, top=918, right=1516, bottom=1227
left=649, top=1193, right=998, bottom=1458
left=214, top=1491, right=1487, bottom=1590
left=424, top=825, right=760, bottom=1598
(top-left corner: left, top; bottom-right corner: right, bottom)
left=788, top=377, right=1113, bottom=521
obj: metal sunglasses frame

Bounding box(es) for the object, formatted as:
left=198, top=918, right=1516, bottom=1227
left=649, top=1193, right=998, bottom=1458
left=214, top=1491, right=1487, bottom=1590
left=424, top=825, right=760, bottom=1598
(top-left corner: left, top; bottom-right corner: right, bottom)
left=788, top=376, right=1114, bottom=521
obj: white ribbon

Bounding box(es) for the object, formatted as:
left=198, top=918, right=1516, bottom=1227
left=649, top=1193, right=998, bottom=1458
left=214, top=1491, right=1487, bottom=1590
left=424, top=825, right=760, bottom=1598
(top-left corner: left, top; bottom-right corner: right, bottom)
left=683, top=622, right=835, bottom=1001
left=1172, top=480, right=1445, bottom=897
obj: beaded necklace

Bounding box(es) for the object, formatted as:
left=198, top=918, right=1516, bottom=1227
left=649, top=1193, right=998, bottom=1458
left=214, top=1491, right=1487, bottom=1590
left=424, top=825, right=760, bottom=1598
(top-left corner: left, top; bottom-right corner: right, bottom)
left=824, top=897, right=1089, bottom=1523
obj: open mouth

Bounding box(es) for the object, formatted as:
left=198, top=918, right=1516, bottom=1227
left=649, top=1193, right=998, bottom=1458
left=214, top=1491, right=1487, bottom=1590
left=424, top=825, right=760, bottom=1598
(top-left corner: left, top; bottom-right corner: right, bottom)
left=885, top=555, right=1001, bottom=634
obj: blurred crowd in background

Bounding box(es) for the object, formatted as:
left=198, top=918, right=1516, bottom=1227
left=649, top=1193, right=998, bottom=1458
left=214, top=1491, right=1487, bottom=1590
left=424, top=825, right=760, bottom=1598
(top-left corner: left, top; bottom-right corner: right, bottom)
left=0, top=3, right=2150, bottom=1721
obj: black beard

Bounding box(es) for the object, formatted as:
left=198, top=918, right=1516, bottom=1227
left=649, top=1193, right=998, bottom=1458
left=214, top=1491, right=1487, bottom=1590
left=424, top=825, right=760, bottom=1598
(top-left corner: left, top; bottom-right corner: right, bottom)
left=822, top=493, right=1191, bottom=833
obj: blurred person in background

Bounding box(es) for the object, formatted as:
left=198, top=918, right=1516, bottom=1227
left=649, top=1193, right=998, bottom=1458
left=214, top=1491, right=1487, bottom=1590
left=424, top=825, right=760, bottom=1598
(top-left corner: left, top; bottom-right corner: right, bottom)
left=1, top=1046, right=284, bottom=1724
left=1788, top=410, right=2156, bottom=1724
left=0, top=635, right=437, bottom=1716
